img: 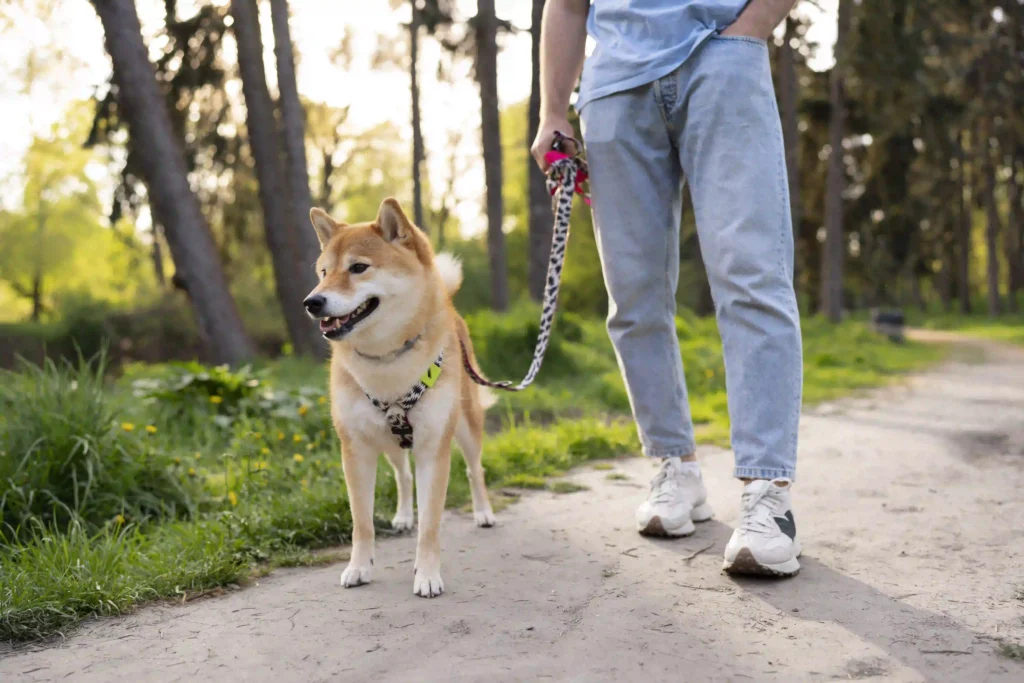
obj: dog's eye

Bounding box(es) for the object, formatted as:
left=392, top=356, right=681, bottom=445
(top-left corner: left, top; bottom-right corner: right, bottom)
left=320, top=269, right=326, bottom=279
left=349, top=263, right=369, bottom=274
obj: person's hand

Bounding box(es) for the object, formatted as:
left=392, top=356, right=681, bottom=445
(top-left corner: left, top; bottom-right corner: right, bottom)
left=531, top=116, right=577, bottom=172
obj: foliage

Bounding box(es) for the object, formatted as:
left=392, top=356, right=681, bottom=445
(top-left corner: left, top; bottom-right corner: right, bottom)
left=0, top=356, right=193, bottom=539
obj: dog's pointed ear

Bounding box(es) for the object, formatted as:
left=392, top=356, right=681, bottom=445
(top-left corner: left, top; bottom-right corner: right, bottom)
left=375, top=198, right=414, bottom=243
left=309, top=208, right=342, bottom=249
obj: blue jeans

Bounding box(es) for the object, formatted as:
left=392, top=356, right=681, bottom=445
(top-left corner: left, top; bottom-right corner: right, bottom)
left=579, top=35, right=802, bottom=480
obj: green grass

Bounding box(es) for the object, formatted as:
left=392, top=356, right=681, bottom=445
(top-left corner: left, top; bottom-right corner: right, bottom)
left=605, top=472, right=630, bottom=481
left=997, top=641, right=1024, bottom=660
left=914, top=311, right=1024, bottom=347
left=0, top=307, right=950, bottom=642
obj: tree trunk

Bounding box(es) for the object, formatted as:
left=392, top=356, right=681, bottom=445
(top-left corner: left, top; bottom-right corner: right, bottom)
left=409, top=0, right=426, bottom=229
left=232, top=0, right=322, bottom=356
left=1006, top=159, right=1021, bottom=313
left=90, top=0, right=254, bottom=364
left=956, top=132, right=972, bottom=314
left=527, top=0, right=553, bottom=302
left=476, top=0, right=508, bottom=311
left=778, top=15, right=802, bottom=293
left=820, top=0, right=849, bottom=323
left=151, top=223, right=167, bottom=288
left=979, top=126, right=1003, bottom=317
left=269, top=0, right=322, bottom=266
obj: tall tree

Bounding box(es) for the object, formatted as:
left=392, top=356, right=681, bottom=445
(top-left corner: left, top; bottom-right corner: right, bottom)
left=1005, top=153, right=1022, bottom=313
left=820, top=0, right=850, bottom=322
left=778, top=14, right=802, bottom=293
left=230, top=0, right=322, bottom=356
left=956, top=132, right=972, bottom=314
left=269, top=0, right=322, bottom=286
left=527, top=0, right=553, bottom=302
left=978, top=123, right=1003, bottom=316
left=409, top=0, right=426, bottom=228
left=476, top=0, right=509, bottom=311
left=89, top=0, right=254, bottom=364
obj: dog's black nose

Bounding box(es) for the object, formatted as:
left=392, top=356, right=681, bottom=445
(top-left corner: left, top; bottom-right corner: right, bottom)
left=304, top=294, right=325, bottom=315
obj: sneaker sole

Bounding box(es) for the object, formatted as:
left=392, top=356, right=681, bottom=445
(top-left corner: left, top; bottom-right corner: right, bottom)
left=722, top=547, right=800, bottom=577
left=638, top=502, right=714, bottom=538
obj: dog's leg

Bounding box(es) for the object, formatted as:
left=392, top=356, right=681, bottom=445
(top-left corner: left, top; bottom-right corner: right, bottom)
left=412, top=440, right=451, bottom=598
left=340, top=437, right=377, bottom=588
left=383, top=450, right=414, bottom=532
left=456, top=416, right=495, bottom=528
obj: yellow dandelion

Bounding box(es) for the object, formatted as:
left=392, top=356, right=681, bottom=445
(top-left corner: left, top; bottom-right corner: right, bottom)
left=188, top=467, right=197, bottom=476
left=194, top=452, right=201, bottom=460
left=293, top=434, right=304, bottom=443
left=261, top=447, right=271, bottom=455
left=293, top=454, right=304, bottom=463
left=173, top=456, right=182, bottom=465
left=228, top=491, right=238, bottom=506
left=277, top=431, right=285, bottom=441
left=705, top=368, right=714, bottom=379
left=298, top=405, right=309, bottom=417
left=121, top=422, right=135, bottom=432
left=145, top=425, right=157, bottom=434
left=114, top=514, right=125, bottom=525
left=301, top=479, right=309, bottom=488
left=317, top=396, right=327, bottom=405
left=252, top=432, right=262, bottom=440
left=209, top=395, right=223, bottom=404
left=306, top=443, right=314, bottom=451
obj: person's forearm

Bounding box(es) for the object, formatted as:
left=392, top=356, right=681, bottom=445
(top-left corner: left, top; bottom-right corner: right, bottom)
left=540, top=0, right=589, bottom=120
left=727, top=0, right=797, bottom=39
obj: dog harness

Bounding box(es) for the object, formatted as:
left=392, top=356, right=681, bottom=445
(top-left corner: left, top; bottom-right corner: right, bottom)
left=365, top=351, right=443, bottom=449
left=461, top=131, right=589, bottom=392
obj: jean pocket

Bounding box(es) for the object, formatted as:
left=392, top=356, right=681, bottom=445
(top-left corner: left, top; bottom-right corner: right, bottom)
left=711, top=34, right=768, bottom=48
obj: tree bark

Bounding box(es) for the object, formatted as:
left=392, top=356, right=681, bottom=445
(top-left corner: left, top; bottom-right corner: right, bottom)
left=269, top=0, right=322, bottom=264
left=90, top=0, right=254, bottom=364
left=409, top=0, right=426, bottom=229
left=820, top=0, right=849, bottom=323
left=232, top=0, right=322, bottom=356
left=476, top=0, right=509, bottom=311
left=1006, top=158, right=1021, bottom=313
left=956, top=132, right=972, bottom=314
left=978, top=125, right=1003, bottom=316
left=527, top=0, right=553, bottom=302
left=778, top=15, right=802, bottom=293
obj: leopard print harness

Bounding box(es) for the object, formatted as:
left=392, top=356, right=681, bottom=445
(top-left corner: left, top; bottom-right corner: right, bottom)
left=461, top=132, right=589, bottom=392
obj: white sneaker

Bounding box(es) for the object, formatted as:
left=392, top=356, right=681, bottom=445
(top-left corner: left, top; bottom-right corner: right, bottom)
left=722, top=480, right=801, bottom=577
left=636, top=458, right=714, bottom=537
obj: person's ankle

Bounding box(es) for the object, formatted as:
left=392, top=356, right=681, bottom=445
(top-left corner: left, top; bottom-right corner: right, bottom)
left=741, top=477, right=790, bottom=488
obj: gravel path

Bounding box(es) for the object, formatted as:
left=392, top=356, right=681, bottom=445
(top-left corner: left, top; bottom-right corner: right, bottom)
left=3, top=334, right=1023, bottom=682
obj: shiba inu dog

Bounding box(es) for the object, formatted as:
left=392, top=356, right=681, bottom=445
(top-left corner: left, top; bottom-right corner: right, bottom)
left=303, top=198, right=496, bottom=598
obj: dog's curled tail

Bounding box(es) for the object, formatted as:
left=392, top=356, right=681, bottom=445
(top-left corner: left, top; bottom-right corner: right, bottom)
left=435, top=253, right=463, bottom=296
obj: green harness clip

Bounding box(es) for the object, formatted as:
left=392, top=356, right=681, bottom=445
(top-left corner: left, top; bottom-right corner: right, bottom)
left=420, top=361, right=442, bottom=388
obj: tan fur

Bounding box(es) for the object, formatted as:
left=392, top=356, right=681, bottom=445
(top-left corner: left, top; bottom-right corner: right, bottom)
left=306, top=199, right=495, bottom=598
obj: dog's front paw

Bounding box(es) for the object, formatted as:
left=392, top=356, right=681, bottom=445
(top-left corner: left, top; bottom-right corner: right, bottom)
left=340, top=561, right=373, bottom=588
left=474, top=509, right=496, bottom=528
left=391, top=512, right=415, bottom=532
left=413, top=562, right=444, bottom=598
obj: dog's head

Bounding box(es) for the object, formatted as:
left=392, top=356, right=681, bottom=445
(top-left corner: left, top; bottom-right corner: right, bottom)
left=303, top=198, right=433, bottom=345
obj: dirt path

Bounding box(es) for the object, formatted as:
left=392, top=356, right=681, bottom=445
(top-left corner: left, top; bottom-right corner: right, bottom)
left=3, top=336, right=1024, bottom=682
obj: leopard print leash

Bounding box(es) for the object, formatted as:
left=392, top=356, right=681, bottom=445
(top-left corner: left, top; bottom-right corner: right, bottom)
left=461, top=132, right=589, bottom=392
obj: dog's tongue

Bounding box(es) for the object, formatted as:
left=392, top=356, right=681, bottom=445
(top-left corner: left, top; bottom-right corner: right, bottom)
left=319, top=316, right=345, bottom=333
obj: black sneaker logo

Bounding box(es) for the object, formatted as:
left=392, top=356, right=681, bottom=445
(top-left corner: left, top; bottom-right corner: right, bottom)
left=774, top=510, right=796, bottom=540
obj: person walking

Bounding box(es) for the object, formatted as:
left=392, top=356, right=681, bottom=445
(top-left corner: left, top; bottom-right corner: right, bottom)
left=532, top=0, right=803, bottom=576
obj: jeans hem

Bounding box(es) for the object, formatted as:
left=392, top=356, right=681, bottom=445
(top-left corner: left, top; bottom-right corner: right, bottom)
left=733, top=466, right=796, bottom=481
left=644, top=445, right=697, bottom=459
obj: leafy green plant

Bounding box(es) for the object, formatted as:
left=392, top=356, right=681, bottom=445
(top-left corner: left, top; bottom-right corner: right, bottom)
left=0, top=356, right=193, bottom=538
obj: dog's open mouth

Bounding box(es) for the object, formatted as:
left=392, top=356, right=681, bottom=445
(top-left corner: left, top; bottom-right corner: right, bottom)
left=319, top=298, right=379, bottom=339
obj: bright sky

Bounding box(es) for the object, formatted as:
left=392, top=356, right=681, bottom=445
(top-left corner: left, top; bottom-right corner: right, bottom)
left=0, top=0, right=837, bottom=235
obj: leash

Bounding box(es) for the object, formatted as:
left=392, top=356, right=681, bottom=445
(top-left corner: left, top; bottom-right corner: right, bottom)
left=461, top=131, right=589, bottom=392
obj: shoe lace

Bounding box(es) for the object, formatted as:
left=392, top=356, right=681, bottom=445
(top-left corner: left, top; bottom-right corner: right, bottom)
left=649, top=463, right=683, bottom=505
left=738, top=485, right=778, bottom=535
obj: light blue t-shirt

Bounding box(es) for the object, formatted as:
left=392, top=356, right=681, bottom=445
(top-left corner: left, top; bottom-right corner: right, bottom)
left=576, top=0, right=752, bottom=111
